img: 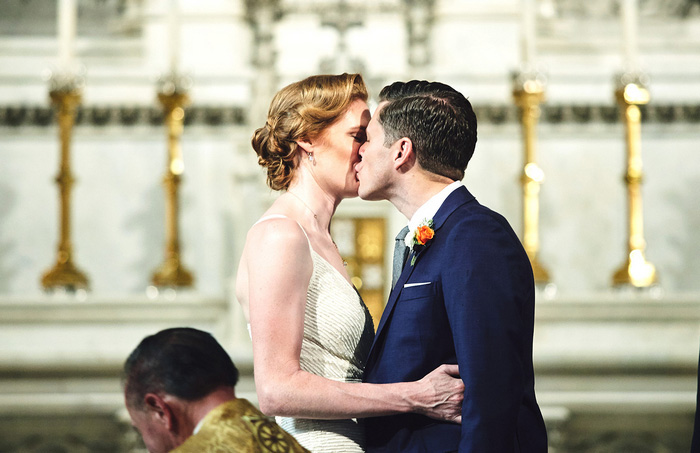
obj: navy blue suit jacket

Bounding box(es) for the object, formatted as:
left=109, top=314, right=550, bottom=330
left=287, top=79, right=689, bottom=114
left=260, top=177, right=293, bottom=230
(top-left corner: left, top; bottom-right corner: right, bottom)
left=363, top=186, right=548, bottom=452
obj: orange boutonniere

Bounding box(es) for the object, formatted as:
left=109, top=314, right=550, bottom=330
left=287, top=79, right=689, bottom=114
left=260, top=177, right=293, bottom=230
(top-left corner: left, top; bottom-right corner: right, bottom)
left=415, top=225, right=434, bottom=245
left=405, top=219, right=435, bottom=265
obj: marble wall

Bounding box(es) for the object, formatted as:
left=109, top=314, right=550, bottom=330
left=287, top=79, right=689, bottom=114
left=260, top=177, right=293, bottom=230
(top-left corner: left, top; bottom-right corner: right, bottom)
left=0, top=0, right=699, bottom=451
left=1, top=0, right=699, bottom=297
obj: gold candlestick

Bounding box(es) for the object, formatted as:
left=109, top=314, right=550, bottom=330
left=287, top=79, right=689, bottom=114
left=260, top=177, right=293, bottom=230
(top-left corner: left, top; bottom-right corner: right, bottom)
left=41, top=87, right=89, bottom=291
left=151, top=88, right=194, bottom=288
left=612, top=78, right=657, bottom=288
left=513, top=78, right=550, bottom=284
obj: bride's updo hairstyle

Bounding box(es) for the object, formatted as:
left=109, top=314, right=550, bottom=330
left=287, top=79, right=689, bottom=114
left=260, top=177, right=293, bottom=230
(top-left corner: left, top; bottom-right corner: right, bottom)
left=252, top=73, right=368, bottom=191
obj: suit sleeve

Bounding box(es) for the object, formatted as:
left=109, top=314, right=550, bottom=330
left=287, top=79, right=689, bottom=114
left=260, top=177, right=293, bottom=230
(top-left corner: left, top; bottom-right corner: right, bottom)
left=441, top=212, right=535, bottom=452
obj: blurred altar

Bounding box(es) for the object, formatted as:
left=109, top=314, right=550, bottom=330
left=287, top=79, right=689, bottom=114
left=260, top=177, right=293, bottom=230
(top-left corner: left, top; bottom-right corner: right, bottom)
left=1, top=0, right=699, bottom=451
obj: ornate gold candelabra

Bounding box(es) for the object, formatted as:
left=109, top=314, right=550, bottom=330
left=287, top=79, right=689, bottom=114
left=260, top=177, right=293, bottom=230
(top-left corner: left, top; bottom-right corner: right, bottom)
left=611, top=76, right=657, bottom=288
left=513, top=77, right=550, bottom=284
left=151, top=82, right=194, bottom=288
left=41, top=83, right=89, bottom=291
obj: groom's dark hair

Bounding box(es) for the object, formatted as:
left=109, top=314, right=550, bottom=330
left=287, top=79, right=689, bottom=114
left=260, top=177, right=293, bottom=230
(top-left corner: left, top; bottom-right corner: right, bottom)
left=123, top=327, right=239, bottom=409
left=378, top=80, right=477, bottom=181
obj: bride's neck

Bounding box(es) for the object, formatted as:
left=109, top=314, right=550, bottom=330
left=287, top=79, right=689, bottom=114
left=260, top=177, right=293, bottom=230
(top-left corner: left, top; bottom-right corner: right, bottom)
left=286, top=180, right=338, bottom=232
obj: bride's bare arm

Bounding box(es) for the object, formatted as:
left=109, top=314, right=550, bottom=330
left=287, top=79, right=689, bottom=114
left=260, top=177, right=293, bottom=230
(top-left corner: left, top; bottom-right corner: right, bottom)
left=244, top=218, right=463, bottom=422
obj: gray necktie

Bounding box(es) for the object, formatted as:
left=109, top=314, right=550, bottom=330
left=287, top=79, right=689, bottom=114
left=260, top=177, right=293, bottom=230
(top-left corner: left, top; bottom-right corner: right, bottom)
left=391, top=226, right=411, bottom=289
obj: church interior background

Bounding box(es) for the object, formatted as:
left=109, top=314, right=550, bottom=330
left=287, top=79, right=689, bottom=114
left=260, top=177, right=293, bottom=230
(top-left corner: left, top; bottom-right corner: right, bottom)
left=1, top=0, right=699, bottom=451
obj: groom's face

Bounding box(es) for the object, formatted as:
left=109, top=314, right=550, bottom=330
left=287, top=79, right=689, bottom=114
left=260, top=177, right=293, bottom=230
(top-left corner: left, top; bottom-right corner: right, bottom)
left=355, top=103, right=396, bottom=201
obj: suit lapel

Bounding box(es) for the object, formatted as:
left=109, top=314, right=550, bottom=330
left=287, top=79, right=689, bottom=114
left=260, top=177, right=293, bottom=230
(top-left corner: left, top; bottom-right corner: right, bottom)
left=371, top=250, right=419, bottom=344
left=367, top=186, right=476, bottom=363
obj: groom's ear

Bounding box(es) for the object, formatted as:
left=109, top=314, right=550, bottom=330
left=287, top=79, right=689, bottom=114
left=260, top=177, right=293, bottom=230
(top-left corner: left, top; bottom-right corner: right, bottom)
left=393, top=138, right=415, bottom=171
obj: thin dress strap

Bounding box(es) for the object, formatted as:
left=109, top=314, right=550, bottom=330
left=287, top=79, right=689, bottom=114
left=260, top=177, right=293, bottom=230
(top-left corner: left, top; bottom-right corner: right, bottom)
left=254, top=214, right=311, bottom=244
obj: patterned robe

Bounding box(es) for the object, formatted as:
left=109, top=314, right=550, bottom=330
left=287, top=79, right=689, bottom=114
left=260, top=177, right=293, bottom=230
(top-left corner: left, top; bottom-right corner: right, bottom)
left=173, top=399, right=309, bottom=453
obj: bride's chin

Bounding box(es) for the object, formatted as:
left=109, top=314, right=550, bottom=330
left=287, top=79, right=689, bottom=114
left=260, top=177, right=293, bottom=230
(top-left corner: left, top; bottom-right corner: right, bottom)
left=342, top=186, right=360, bottom=200
left=342, top=179, right=360, bottom=198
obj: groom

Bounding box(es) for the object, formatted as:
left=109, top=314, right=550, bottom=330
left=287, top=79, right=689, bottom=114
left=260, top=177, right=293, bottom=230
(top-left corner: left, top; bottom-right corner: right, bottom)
left=355, top=80, right=548, bottom=452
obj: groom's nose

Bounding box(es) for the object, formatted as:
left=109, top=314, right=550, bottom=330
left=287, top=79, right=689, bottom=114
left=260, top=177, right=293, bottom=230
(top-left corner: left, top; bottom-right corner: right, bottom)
left=354, top=159, right=363, bottom=174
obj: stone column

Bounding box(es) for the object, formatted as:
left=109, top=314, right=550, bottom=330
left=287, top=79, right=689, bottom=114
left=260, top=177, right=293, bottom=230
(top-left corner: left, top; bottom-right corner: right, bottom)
left=319, top=0, right=364, bottom=74
left=245, top=0, right=281, bottom=128
left=242, top=0, right=282, bottom=227
left=403, top=0, right=435, bottom=79
left=227, top=0, right=283, bottom=353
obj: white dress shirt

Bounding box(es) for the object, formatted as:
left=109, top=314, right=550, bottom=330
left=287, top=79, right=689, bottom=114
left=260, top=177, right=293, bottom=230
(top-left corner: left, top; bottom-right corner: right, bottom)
left=406, top=180, right=463, bottom=233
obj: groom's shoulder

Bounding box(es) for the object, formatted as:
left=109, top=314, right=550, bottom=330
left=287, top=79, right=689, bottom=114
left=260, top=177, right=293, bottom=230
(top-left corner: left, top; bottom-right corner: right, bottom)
left=442, top=199, right=521, bottom=245
left=446, top=197, right=510, bottom=228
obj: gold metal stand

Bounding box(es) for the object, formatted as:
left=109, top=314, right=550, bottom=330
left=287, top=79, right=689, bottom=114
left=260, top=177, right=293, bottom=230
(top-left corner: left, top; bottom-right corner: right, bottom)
left=151, top=90, right=194, bottom=288
left=41, top=88, right=89, bottom=291
left=612, top=79, right=657, bottom=287
left=513, top=78, right=550, bottom=284
left=331, top=217, right=386, bottom=330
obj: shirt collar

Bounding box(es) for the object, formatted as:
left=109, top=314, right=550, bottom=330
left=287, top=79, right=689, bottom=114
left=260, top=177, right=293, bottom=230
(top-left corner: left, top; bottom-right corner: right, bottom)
left=193, top=416, right=206, bottom=435
left=407, top=180, right=463, bottom=232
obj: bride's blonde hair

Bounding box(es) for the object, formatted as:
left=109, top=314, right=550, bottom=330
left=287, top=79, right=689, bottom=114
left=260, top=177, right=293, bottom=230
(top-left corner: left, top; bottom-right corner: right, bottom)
left=252, top=73, right=368, bottom=191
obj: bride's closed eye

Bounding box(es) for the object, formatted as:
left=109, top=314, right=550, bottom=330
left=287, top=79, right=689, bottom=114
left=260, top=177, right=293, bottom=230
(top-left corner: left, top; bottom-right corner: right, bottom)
left=352, top=132, right=367, bottom=144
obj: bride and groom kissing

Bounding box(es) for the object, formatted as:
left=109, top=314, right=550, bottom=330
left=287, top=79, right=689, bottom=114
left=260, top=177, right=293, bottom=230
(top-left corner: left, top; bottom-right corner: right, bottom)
left=236, top=74, right=548, bottom=452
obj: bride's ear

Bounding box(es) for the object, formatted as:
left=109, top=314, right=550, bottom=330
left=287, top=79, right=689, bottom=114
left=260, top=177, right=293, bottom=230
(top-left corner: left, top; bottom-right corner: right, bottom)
left=296, top=139, right=313, bottom=154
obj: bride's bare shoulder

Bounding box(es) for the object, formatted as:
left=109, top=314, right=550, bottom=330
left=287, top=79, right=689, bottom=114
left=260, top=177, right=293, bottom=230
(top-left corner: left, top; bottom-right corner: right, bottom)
left=246, top=215, right=308, bottom=257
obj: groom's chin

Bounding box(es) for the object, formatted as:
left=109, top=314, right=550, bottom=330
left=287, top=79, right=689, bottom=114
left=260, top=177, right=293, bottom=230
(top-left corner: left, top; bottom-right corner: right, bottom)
left=357, top=189, right=381, bottom=202
left=357, top=182, right=379, bottom=201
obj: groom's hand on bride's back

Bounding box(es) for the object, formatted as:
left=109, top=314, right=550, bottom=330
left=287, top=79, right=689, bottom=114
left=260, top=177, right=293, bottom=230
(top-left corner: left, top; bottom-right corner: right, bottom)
left=413, top=364, right=463, bottom=424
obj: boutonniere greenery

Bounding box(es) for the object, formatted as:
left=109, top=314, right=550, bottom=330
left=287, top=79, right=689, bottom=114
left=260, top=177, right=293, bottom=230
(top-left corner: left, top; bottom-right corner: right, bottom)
left=405, top=219, right=435, bottom=265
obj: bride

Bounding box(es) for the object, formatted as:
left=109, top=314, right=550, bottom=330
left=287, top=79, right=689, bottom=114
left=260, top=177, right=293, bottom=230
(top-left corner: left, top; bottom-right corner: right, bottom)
left=235, top=73, right=462, bottom=452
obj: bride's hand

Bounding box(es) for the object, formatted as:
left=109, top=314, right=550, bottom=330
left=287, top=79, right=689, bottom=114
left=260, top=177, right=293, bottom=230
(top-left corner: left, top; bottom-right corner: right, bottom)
left=412, top=364, right=463, bottom=423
